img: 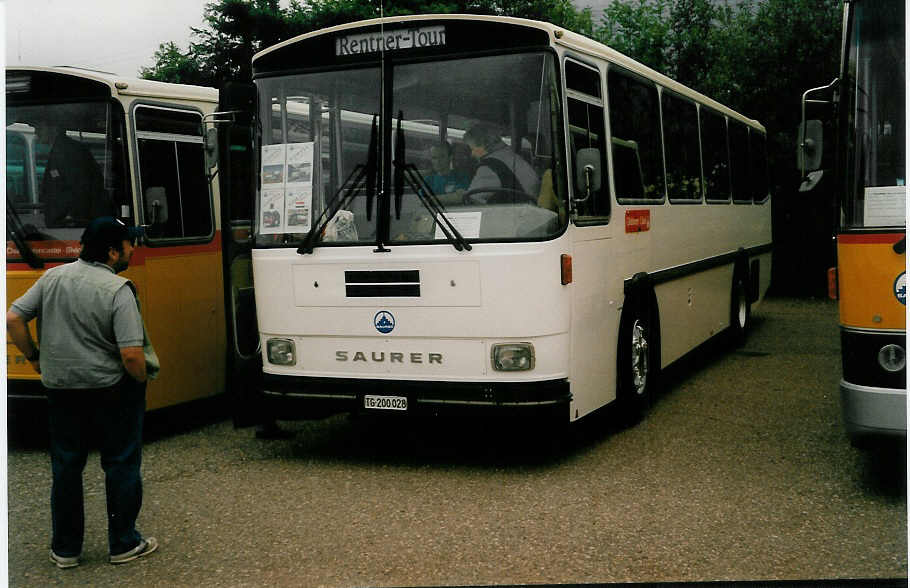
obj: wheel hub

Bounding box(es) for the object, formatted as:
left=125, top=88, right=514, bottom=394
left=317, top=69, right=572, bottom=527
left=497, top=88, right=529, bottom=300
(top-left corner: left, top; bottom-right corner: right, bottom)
left=631, top=319, right=649, bottom=395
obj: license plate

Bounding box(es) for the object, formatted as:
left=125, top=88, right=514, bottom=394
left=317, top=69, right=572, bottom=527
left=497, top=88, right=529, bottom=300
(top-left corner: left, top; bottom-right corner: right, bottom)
left=363, top=395, right=408, bottom=411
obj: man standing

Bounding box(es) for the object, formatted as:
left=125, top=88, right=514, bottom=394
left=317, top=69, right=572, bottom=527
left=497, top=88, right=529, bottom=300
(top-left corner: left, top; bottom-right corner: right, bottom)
left=7, top=216, right=159, bottom=568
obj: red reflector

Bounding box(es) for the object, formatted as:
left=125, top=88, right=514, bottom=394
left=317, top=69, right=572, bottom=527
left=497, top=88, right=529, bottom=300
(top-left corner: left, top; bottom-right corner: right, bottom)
left=561, top=254, right=572, bottom=285
left=827, top=267, right=838, bottom=300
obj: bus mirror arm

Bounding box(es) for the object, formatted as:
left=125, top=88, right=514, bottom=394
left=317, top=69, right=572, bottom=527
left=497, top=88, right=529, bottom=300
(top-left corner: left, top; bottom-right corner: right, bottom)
left=578, top=165, right=594, bottom=203
left=798, top=78, right=839, bottom=178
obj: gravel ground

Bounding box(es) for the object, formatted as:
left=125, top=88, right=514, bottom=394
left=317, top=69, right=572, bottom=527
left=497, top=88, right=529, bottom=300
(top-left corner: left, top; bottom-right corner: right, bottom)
left=6, top=296, right=907, bottom=587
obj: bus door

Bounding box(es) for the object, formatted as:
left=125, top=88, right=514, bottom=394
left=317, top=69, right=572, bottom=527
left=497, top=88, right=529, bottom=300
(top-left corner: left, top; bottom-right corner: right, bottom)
left=213, top=83, right=261, bottom=426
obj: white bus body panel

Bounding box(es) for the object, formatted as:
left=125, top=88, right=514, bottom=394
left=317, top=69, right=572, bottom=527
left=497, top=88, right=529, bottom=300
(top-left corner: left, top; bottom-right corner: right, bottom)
left=254, top=237, right=573, bottom=384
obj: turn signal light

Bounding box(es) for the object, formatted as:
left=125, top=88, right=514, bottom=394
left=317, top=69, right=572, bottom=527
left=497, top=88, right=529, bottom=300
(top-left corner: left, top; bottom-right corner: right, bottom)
left=561, top=254, right=572, bottom=285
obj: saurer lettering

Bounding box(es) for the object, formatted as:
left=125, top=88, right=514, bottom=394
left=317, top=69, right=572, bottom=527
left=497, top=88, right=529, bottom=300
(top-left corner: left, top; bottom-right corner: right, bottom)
left=336, top=351, right=443, bottom=364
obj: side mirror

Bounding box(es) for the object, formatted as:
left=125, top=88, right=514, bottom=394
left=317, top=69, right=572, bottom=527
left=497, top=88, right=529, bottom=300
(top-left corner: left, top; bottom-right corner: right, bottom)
left=797, top=119, right=823, bottom=173
left=204, top=127, right=219, bottom=171
left=145, top=187, right=169, bottom=225
left=574, top=148, right=602, bottom=203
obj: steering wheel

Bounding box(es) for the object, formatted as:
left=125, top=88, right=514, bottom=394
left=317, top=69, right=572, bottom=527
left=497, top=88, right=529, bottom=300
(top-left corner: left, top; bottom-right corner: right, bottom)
left=461, top=187, right=538, bottom=206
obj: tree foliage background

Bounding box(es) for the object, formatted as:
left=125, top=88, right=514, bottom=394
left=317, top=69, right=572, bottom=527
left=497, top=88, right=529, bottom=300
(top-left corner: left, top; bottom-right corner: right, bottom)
left=141, top=0, right=843, bottom=294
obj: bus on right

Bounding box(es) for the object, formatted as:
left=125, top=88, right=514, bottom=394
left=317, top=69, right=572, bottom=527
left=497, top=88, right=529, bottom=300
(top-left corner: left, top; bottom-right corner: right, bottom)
left=801, top=0, right=906, bottom=446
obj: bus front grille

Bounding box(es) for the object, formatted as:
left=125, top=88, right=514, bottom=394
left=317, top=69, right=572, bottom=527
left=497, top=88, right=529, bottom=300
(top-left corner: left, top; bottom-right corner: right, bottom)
left=345, top=270, right=420, bottom=297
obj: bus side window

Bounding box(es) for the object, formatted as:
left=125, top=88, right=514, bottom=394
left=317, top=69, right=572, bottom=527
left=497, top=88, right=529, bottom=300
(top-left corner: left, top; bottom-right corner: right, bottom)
left=729, top=120, right=751, bottom=203
left=565, top=59, right=609, bottom=218
left=700, top=108, right=731, bottom=202
left=662, top=91, right=702, bottom=202
left=135, top=105, right=213, bottom=241
left=608, top=68, right=664, bottom=201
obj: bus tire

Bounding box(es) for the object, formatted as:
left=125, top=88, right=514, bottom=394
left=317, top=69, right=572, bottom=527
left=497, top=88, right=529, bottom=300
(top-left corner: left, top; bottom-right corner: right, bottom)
left=616, top=295, right=658, bottom=425
left=729, top=265, right=751, bottom=346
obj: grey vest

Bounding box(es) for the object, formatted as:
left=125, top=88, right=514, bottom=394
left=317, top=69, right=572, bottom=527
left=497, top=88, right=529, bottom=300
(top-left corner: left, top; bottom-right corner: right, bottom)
left=30, top=261, right=158, bottom=388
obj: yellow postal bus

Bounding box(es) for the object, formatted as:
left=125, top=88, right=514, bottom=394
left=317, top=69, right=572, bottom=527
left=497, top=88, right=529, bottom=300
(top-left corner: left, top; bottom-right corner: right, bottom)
left=800, top=0, right=906, bottom=444
left=6, top=67, right=255, bottom=414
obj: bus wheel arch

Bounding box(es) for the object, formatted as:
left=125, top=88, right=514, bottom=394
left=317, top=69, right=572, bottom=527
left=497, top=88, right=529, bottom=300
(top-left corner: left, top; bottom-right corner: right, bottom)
left=617, top=273, right=661, bottom=424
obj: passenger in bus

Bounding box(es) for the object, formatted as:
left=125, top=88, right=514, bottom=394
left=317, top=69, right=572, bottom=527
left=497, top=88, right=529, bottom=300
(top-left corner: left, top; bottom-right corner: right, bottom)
left=424, top=141, right=470, bottom=195
left=6, top=217, right=159, bottom=568
left=32, top=115, right=104, bottom=227
left=451, top=142, right=477, bottom=188
left=463, top=124, right=540, bottom=203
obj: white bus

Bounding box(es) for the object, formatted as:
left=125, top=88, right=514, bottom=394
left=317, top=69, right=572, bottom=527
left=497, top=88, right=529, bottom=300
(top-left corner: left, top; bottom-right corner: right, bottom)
left=222, top=15, right=772, bottom=427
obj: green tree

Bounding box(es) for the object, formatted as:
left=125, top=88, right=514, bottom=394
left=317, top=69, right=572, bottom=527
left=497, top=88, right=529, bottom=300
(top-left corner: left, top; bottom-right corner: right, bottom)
left=596, top=0, right=841, bottom=188
left=596, top=0, right=672, bottom=73
left=139, top=42, right=209, bottom=85
left=141, top=0, right=593, bottom=86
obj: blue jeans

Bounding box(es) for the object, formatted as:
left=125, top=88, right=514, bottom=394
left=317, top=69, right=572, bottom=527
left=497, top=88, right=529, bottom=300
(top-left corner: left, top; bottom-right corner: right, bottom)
left=47, top=377, right=146, bottom=557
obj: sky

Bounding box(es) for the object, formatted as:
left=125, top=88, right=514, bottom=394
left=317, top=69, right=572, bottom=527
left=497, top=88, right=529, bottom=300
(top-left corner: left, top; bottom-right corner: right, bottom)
left=4, top=0, right=212, bottom=77
left=3, top=0, right=613, bottom=79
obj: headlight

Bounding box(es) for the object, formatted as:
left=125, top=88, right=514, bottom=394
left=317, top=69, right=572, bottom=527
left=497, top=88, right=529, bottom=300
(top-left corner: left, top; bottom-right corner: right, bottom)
left=267, top=338, right=296, bottom=366
left=878, top=344, right=906, bottom=373
left=491, top=343, right=535, bottom=371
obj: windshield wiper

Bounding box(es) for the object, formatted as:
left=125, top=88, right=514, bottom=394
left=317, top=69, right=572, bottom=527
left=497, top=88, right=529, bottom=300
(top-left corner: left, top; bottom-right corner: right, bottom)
left=6, top=197, right=44, bottom=269
left=298, top=114, right=379, bottom=254
left=392, top=113, right=471, bottom=252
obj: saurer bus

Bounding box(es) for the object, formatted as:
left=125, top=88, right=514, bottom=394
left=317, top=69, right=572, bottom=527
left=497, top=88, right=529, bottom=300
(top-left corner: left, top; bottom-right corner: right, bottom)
left=218, top=15, right=773, bottom=429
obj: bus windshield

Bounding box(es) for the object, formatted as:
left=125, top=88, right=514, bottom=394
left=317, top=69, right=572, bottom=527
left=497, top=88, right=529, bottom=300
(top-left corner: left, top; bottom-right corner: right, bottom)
left=6, top=100, right=129, bottom=260
left=843, top=0, right=906, bottom=229
left=255, top=51, right=565, bottom=247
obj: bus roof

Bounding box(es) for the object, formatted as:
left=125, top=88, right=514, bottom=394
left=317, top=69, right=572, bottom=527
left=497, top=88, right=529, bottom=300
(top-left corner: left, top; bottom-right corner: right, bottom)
left=253, top=14, right=763, bottom=132
left=6, top=65, right=218, bottom=104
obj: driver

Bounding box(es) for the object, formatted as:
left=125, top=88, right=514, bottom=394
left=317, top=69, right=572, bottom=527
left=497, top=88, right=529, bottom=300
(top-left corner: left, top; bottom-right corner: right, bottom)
left=32, top=112, right=104, bottom=227
left=463, top=124, right=540, bottom=203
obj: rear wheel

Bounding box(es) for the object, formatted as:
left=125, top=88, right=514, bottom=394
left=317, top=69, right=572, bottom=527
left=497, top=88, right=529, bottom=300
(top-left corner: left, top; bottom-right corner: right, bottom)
left=729, top=271, right=751, bottom=346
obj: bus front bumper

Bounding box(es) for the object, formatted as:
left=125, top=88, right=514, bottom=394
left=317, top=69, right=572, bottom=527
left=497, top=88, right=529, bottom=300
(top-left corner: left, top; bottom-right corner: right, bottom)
left=261, top=374, right=571, bottom=421
left=840, top=379, right=907, bottom=440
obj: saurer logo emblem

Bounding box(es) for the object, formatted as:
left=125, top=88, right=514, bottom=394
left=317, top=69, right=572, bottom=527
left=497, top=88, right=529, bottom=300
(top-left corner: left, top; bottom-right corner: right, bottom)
left=374, top=311, right=395, bottom=334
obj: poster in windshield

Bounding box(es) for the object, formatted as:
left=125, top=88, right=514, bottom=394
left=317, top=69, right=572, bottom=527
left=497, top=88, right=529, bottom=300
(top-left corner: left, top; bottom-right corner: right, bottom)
left=259, top=142, right=315, bottom=234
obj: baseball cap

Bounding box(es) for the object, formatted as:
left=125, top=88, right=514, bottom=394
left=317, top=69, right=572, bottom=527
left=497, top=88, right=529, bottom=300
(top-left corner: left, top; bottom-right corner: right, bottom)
left=81, top=217, right=143, bottom=248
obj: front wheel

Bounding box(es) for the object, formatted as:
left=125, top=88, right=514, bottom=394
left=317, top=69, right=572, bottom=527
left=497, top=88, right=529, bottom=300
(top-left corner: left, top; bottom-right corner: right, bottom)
left=617, top=303, right=657, bottom=424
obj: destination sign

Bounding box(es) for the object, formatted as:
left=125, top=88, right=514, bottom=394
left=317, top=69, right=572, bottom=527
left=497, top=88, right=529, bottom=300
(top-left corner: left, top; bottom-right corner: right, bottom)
left=336, top=25, right=446, bottom=57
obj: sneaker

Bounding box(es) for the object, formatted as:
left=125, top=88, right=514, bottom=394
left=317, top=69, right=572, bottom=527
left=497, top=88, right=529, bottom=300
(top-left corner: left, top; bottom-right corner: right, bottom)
left=109, top=536, right=158, bottom=564
left=49, top=550, right=80, bottom=569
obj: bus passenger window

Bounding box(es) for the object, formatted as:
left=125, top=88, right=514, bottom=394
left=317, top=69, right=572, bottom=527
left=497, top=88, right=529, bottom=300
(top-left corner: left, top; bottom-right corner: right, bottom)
left=608, top=68, right=664, bottom=201
left=700, top=108, right=731, bottom=202
left=135, top=105, right=213, bottom=240
left=566, top=59, right=608, bottom=218
left=729, top=121, right=750, bottom=203
left=662, top=91, right=702, bottom=201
